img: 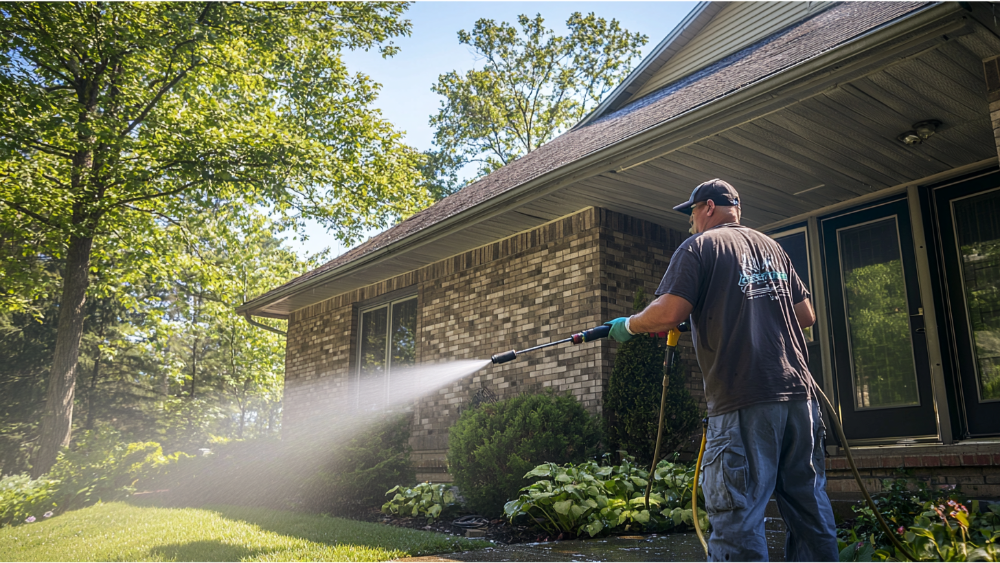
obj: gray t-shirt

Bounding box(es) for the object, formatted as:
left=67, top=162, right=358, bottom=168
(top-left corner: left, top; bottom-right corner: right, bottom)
left=655, top=223, right=813, bottom=416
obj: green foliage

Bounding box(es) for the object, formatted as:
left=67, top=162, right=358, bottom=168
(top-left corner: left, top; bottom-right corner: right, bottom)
left=838, top=500, right=1000, bottom=562
left=47, top=427, right=185, bottom=511
left=503, top=456, right=708, bottom=538
left=0, top=473, right=59, bottom=527
left=604, top=288, right=701, bottom=466
left=428, top=12, right=647, bottom=182
left=839, top=476, right=944, bottom=549
left=448, top=391, right=602, bottom=517
left=1, top=427, right=188, bottom=527
left=0, top=1, right=428, bottom=475
left=382, top=482, right=460, bottom=523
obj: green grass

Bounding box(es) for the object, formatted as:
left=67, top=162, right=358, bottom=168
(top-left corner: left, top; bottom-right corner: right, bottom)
left=0, top=501, right=489, bottom=562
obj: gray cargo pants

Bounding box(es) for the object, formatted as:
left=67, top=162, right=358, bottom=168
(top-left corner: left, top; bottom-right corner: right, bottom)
left=701, top=399, right=838, bottom=562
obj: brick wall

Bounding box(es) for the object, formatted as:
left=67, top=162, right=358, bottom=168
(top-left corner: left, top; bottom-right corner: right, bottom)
left=825, top=447, right=1000, bottom=499
left=281, top=207, right=697, bottom=480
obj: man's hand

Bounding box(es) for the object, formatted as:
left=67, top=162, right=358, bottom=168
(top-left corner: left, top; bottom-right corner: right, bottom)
left=604, top=317, right=633, bottom=342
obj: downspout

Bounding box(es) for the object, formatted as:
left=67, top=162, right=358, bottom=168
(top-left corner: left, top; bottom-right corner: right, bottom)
left=243, top=312, right=287, bottom=336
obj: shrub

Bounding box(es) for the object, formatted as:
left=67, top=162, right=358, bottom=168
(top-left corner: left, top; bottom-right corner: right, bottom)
left=297, top=414, right=414, bottom=516
left=382, top=482, right=460, bottom=523
left=0, top=474, right=59, bottom=527
left=604, top=288, right=701, bottom=467
left=448, top=390, right=601, bottom=517
left=503, top=455, right=707, bottom=538
left=48, top=426, right=184, bottom=511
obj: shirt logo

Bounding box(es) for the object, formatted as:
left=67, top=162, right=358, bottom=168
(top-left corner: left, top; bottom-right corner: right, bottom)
left=739, top=252, right=790, bottom=300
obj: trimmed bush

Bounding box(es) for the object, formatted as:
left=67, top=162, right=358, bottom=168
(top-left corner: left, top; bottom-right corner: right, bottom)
left=447, top=390, right=601, bottom=517
left=604, top=288, right=701, bottom=466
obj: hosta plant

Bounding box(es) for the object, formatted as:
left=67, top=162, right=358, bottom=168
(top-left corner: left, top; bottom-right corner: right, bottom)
left=382, top=482, right=460, bottom=523
left=503, top=455, right=708, bottom=538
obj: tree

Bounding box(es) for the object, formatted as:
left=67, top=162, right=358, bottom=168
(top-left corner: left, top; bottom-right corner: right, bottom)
left=429, top=12, right=647, bottom=181
left=0, top=2, right=430, bottom=476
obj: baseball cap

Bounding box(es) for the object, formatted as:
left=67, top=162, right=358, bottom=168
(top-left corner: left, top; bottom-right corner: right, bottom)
left=673, top=179, right=741, bottom=215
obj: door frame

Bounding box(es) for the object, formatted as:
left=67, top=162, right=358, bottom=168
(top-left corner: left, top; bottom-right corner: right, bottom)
left=819, top=195, right=944, bottom=445
left=929, top=168, right=1000, bottom=438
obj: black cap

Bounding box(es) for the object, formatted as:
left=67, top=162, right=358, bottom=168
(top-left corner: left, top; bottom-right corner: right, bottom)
left=673, top=179, right=741, bottom=215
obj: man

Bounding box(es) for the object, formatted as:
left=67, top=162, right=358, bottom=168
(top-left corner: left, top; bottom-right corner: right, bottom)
left=605, top=179, right=838, bottom=562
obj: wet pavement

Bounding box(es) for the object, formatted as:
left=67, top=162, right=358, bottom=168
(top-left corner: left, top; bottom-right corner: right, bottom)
left=399, top=525, right=787, bottom=562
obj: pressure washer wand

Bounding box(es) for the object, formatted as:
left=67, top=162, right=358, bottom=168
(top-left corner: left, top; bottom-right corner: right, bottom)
left=490, top=324, right=611, bottom=365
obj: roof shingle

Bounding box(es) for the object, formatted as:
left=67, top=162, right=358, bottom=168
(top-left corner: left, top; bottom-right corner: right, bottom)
left=246, top=1, right=929, bottom=310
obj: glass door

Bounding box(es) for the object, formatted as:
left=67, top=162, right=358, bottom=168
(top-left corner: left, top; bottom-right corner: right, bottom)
left=822, top=198, right=937, bottom=442
left=934, top=172, right=1000, bottom=437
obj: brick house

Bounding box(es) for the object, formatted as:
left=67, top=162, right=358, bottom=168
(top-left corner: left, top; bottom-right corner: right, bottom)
left=240, top=2, right=1000, bottom=497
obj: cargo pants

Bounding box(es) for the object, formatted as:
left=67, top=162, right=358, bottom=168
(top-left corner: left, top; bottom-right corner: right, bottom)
left=701, top=399, right=839, bottom=562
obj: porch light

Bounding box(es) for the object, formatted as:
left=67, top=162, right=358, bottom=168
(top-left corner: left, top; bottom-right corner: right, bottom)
left=897, top=119, right=941, bottom=145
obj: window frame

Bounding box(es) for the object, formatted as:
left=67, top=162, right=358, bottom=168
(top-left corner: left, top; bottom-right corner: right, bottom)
left=355, top=291, right=418, bottom=409
left=769, top=225, right=814, bottom=341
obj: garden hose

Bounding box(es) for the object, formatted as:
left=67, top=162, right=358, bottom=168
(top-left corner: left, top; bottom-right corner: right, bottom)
left=646, top=340, right=915, bottom=560
left=645, top=327, right=683, bottom=510
left=811, top=381, right=917, bottom=562
left=692, top=418, right=709, bottom=554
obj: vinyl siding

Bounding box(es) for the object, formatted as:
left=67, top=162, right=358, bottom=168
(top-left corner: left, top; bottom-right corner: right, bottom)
left=629, top=1, right=837, bottom=102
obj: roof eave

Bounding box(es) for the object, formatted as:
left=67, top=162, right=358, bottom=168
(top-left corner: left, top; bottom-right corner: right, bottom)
left=240, top=1, right=953, bottom=320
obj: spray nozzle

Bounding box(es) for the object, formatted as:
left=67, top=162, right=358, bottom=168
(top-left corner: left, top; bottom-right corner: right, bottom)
left=491, top=323, right=612, bottom=365
left=491, top=350, right=518, bottom=365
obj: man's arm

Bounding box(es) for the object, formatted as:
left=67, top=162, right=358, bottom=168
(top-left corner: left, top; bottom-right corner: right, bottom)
left=794, top=298, right=816, bottom=329
left=629, top=293, right=694, bottom=333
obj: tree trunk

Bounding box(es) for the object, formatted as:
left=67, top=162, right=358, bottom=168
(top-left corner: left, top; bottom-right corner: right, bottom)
left=85, top=349, right=102, bottom=431
left=33, top=234, right=93, bottom=477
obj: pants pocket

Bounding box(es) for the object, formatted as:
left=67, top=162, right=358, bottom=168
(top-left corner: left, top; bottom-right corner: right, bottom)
left=701, top=434, right=749, bottom=514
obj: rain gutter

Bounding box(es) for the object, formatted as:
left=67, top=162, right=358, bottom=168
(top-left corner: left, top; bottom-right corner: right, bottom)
left=243, top=312, right=286, bottom=336
left=239, top=1, right=955, bottom=322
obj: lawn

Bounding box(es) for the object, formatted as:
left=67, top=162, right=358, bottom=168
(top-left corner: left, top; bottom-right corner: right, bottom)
left=0, top=501, right=489, bottom=562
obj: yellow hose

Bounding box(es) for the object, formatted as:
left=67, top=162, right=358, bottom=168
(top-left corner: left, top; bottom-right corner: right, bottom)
left=645, top=329, right=682, bottom=511
left=692, top=419, right=709, bottom=556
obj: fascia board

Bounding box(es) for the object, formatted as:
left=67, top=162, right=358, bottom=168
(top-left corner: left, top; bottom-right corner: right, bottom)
left=239, top=1, right=954, bottom=319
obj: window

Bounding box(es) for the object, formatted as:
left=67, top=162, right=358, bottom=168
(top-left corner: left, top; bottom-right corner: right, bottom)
left=356, top=295, right=417, bottom=410
left=771, top=227, right=814, bottom=341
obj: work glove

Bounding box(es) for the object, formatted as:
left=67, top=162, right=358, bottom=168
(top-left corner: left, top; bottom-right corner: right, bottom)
left=604, top=317, right=634, bottom=343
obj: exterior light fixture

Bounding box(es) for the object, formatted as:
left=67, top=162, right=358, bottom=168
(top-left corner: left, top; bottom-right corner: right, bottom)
left=897, top=119, right=941, bottom=145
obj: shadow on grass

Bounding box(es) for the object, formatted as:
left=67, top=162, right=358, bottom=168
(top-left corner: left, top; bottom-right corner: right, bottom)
left=126, top=495, right=368, bottom=543
left=125, top=497, right=477, bottom=559
left=147, top=540, right=271, bottom=562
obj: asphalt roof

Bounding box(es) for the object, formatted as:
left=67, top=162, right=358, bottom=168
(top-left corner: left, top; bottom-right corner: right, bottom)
left=243, top=1, right=929, bottom=313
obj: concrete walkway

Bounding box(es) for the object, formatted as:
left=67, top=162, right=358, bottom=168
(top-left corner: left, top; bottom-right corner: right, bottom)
left=399, top=526, right=787, bottom=562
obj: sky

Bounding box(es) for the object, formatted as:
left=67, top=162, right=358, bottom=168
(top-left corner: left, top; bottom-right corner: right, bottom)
left=286, top=1, right=697, bottom=259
